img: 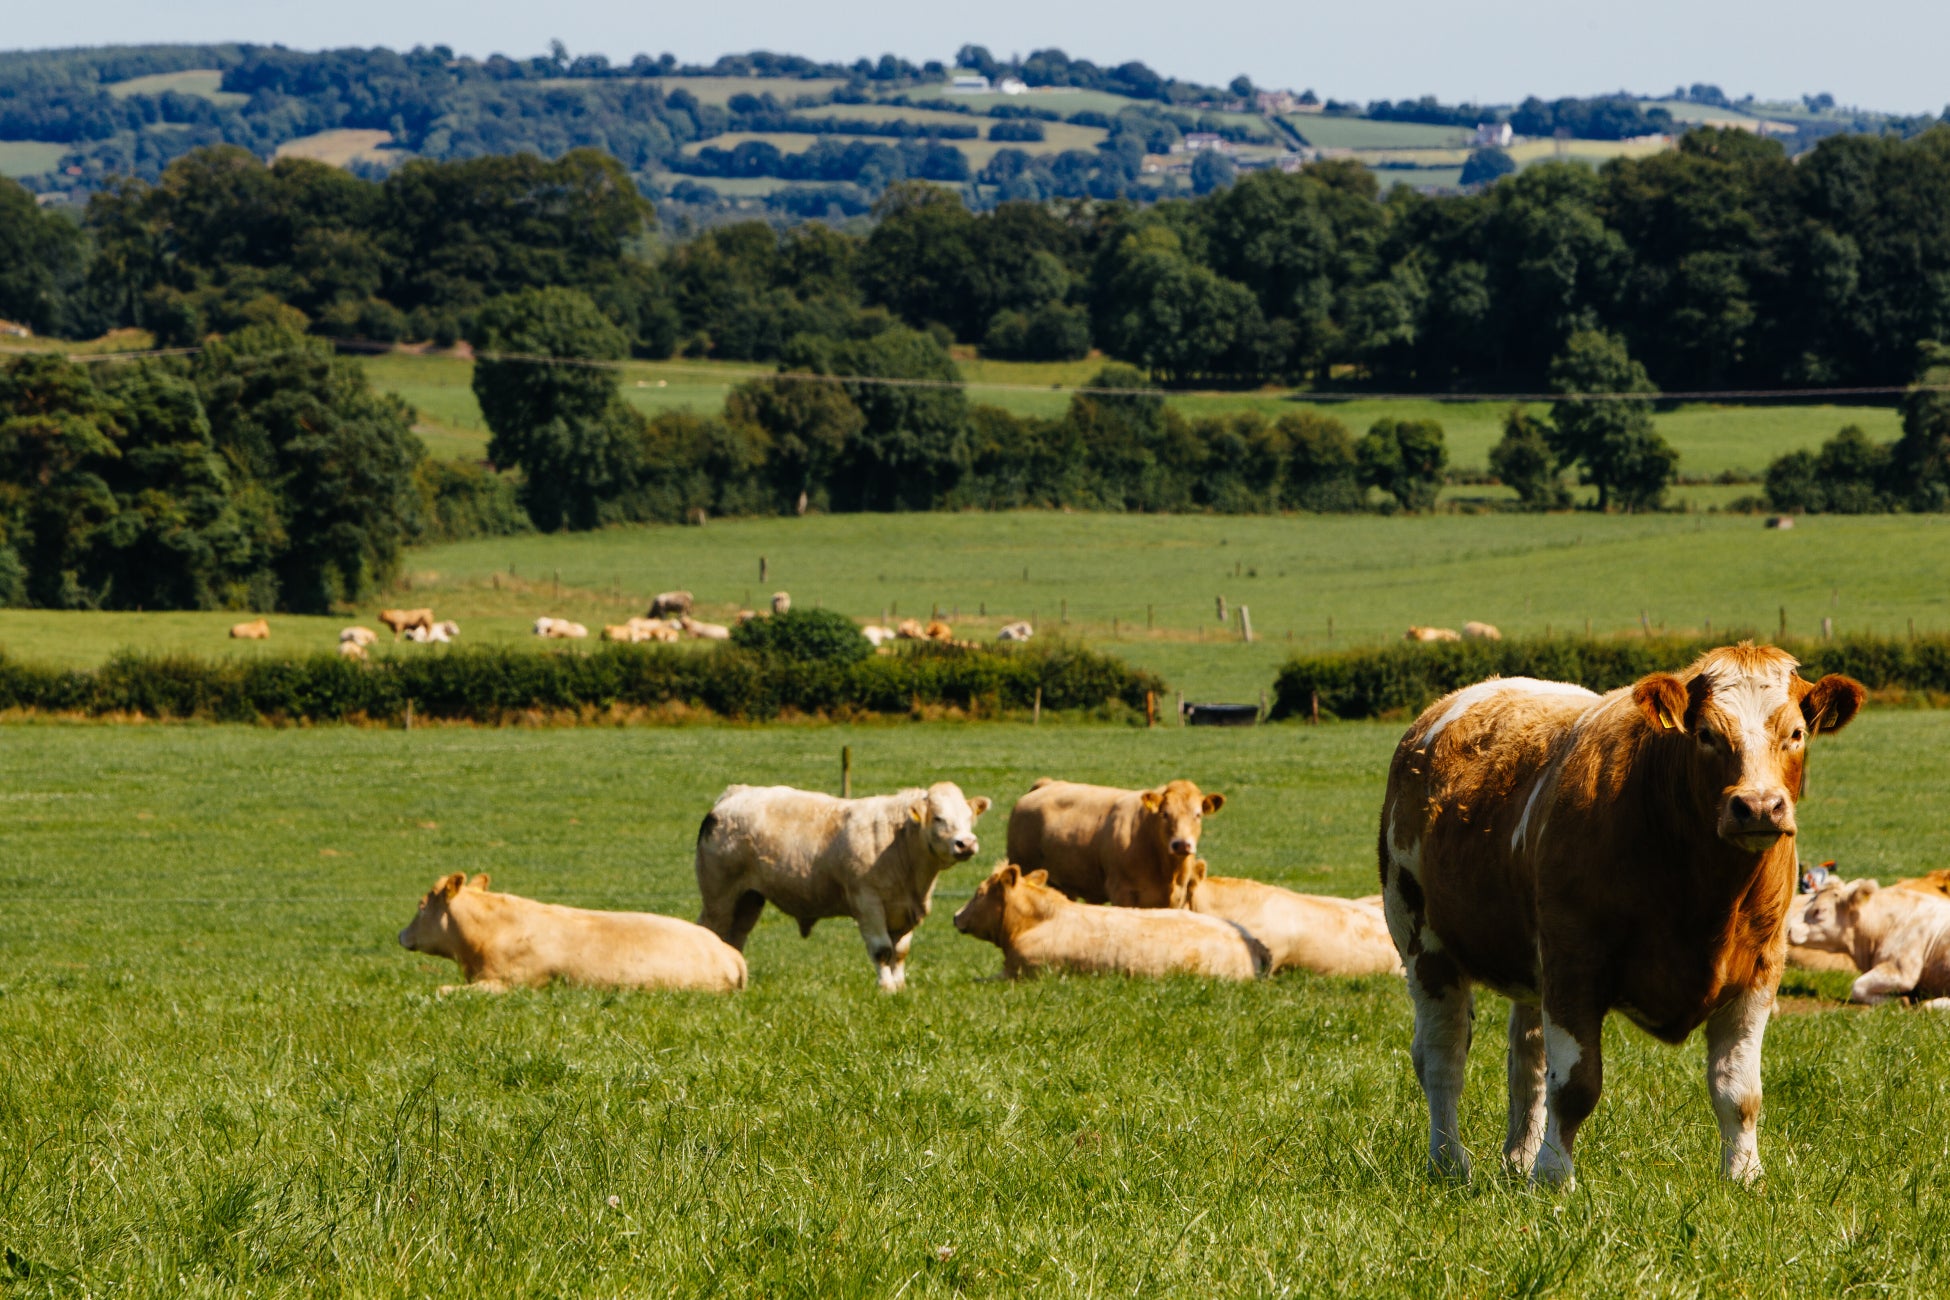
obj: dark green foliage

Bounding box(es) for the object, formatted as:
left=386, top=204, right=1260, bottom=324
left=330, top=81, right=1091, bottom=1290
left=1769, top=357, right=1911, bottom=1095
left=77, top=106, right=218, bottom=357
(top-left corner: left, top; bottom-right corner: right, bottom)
left=729, top=607, right=871, bottom=664
left=1459, top=147, right=1516, bottom=187
left=1888, top=342, right=1950, bottom=511
left=1546, top=330, right=1676, bottom=511
left=412, top=459, right=530, bottom=542
left=1271, top=633, right=1950, bottom=721
left=1763, top=426, right=1893, bottom=514
left=785, top=323, right=970, bottom=510
left=1356, top=417, right=1448, bottom=512
left=0, top=639, right=1160, bottom=722
left=1488, top=407, right=1569, bottom=509
left=0, top=177, right=87, bottom=337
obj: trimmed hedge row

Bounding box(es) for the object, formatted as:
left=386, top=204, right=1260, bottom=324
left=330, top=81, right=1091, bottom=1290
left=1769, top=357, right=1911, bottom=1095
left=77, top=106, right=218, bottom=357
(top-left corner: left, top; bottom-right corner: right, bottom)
left=1270, top=634, right=1950, bottom=721
left=0, top=642, right=1163, bottom=724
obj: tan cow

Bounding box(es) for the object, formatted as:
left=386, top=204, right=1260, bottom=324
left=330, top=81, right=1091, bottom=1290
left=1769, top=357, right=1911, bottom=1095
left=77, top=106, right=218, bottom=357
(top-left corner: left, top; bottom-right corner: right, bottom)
left=924, top=619, right=954, bottom=642
left=398, top=873, right=745, bottom=994
left=602, top=624, right=637, bottom=642
left=1462, top=621, right=1502, bottom=641
left=1790, top=879, right=1950, bottom=1008
left=695, top=781, right=992, bottom=991
left=1405, top=625, right=1462, bottom=642
left=379, top=608, right=434, bottom=639
left=339, top=626, right=377, bottom=647
left=1006, top=778, right=1226, bottom=908
left=895, top=618, right=928, bottom=640
left=533, top=617, right=589, bottom=639
left=648, top=590, right=694, bottom=619
left=338, top=640, right=368, bottom=661
left=952, top=863, right=1267, bottom=981
left=1895, top=868, right=1950, bottom=902
left=771, top=591, right=792, bottom=615
left=680, top=615, right=730, bottom=641
left=1785, top=889, right=1859, bottom=972
left=229, top=618, right=270, bottom=640
left=1183, top=862, right=1403, bottom=976
left=1380, top=643, right=1862, bottom=1187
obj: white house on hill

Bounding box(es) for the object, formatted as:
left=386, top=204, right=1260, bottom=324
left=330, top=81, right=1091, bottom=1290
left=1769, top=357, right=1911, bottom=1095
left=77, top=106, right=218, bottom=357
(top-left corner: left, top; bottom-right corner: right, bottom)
left=1474, top=122, right=1513, bottom=147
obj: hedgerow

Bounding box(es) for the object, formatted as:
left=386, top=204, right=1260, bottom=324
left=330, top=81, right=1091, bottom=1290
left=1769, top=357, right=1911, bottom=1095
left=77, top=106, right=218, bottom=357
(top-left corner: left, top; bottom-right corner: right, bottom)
left=0, top=641, right=1161, bottom=724
left=1270, top=633, right=1950, bottom=721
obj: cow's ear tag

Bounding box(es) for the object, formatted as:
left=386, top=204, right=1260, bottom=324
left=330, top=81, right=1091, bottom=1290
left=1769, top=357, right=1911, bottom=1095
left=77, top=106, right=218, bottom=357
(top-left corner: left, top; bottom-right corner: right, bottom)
left=1659, top=708, right=1677, bottom=731
left=910, top=803, right=925, bottom=823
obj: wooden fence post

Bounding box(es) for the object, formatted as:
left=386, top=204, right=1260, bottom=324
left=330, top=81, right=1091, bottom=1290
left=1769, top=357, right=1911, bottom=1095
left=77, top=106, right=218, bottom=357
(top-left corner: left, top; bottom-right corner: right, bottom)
left=841, top=745, right=852, bottom=798
left=1146, top=690, right=1156, bottom=728
left=1238, top=605, right=1254, bottom=643
left=1033, top=687, right=1042, bottom=726
left=1216, top=595, right=1227, bottom=624
left=1175, top=690, right=1184, bottom=725
left=1310, top=691, right=1319, bottom=726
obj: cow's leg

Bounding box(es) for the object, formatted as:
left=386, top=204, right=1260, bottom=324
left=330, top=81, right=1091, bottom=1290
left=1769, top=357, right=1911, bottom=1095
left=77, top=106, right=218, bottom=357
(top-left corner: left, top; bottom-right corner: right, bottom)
left=849, top=894, right=903, bottom=992
left=1850, top=959, right=1920, bottom=1006
left=887, top=930, right=914, bottom=991
left=1533, top=994, right=1604, bottom=1190
left=1705, top=986, right=1772, bottom=1183
left=1504, top=1001, right=1548, bottom=1177
left=698, top=875, right=766, bottom=952
left=1407, top=969, right=1475, bottom=1179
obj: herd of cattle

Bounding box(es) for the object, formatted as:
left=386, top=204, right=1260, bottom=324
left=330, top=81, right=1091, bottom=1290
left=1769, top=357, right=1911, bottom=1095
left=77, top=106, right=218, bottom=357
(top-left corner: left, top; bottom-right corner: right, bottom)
left=394, top=641, right=1950, bottom=1189
left=227, top=590, right=1035, bottom=656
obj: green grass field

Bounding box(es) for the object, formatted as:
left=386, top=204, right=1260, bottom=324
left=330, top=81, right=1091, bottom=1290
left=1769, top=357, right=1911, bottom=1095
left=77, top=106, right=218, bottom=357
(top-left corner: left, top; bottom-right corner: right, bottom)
left=104, top=68, right=249, bottom=107
left=1286, top=116, right=1475, bottom=150
left=8, top=512, right=1949, bottom=704
left=682, top=124, right=1108, bottom=172
left=1, top=712, right=1946, bottom=1295
left=0, top=140, right=67, bottom=179
left=923, top=88, right=1139, bottom=116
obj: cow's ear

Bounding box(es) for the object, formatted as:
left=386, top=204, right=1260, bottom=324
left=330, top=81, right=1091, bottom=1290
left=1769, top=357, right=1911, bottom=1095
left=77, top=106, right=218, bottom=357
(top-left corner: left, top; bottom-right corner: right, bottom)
left=910, top=800, right=927, bottom=824
left=1140, top=790, right=1164, bottom=813
left=968, top=796, right=992, bottom=817
left=470, top=873, right=490, bottom=891
left=1632, top=673, right=1690, bottom=733
left=438, top=872, right=466, bottom=898
left=1845, top=879, right=1879, bottom=904
left=998, top=863, right=1021, bottom=886
left=1188, top=858, right=1208, bottom=883
left=1202, top=792, right=1226, bottom=814
left=1025, top=869, right=1049, bottom=887
left=1801, top=674, right=1865, bottom=735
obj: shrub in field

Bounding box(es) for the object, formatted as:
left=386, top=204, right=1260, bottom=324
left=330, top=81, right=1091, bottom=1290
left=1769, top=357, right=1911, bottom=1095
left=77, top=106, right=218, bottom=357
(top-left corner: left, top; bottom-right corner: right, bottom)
left=729, top=607, right=872, bottom=664
left=0, top=640, right=1160, bottom=723
left=1270, top=633, right=1950, bottom=721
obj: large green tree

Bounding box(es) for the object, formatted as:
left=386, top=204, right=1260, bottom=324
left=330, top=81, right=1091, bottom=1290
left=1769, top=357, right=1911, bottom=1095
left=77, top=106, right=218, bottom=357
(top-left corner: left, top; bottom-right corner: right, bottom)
left=1356, top=417, right=1447, bottom=512
left=1545, top=330, right=1676, bottom=511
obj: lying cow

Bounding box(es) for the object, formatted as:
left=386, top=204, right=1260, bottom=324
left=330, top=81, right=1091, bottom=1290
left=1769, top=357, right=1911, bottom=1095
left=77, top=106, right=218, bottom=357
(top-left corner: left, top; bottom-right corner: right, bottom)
left=1184, top=861, right=1403, bottom=976
left=1405, top=625, right=1461, bottom=643
left=404, top=620, right=460, bottom=644
left=340, top=626, right=377, bottom=647
left=996, top=621, right=1034, bottom=642
left=338, top=640, right=368, bottom=661
left=534, top=617, right=589, bottom=640
left=379, top=608, right=434, bottom=639
left=895, top=618, right=927, bottom=640
left=648, top=590, right=694, bottom=620
left=399, top=872, right=745, bottom=994
left=695, top=781, right=991, bottom=991
left=924, top=619, right=953, bottom=642
left=771, top=592, right=791, bottom=615
left=1462, top=621, right=1501, bottom=641
left=1896, top=868, right=1950, bottom=902
left=1007, top=778, right=1225, bottom=908
left=862, top=625, right=897, bottom=647
left=953, top=863, right=1267, bottom=981
left=1790, top=879, right=1950, bottom=1008
left=1785, top=889, right=1859, bottom=972
left=680, top=615, right=730, bottom=641
left=229, top=618, right=270, bottom=640
left=1381, top=643, right=1862, bottom=1187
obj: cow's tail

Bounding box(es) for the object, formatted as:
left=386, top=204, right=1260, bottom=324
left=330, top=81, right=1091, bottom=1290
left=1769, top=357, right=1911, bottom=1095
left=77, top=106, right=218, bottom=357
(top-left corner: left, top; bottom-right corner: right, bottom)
left=696, top=811, right=719, bottom=850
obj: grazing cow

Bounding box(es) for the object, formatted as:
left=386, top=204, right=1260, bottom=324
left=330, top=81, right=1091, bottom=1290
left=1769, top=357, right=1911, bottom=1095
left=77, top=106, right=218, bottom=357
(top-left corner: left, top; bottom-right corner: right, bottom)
left=681, top=615, right=730, bottom=641
left=996, top=621, right=1034, bottom=642
left=924, top=619, right=954, bottom=642
left=895, top=618, right=927, bottom=640
left=1405, top=625, right=1462, bottom=643
left=771, top=591, right=792, bottom=615
left=338, top=640, right=368, bottom=661
left=398, top=873, right=745, bottom=995
left=1790, top=879, right=1950, bottom=1008
left=1183, top=861, right=1403, bottom=976
left=861, top=625, right=897, bottom=647
left=229, top=618, right=270, bottom=640
left=648, top=591, right=694, bottom=619
left=953, top=863, right=1267, bottom=981
left=1896, top=868, right=1950, bottom=902
left=1462, top=621, right=1502, bottom=641
left=1380, top=643, right=1863, bottom=1187
left=339, top=626, right=377, bottom=647
left=379, top=608, right=434, bottom=639
left=695, top=782, right=992, bottom=991
left=1007, top=778, right=1226, bottom=909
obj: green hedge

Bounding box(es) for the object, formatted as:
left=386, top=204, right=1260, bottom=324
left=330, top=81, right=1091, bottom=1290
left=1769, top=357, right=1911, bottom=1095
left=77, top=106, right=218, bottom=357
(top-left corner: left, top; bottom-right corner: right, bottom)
left=0, top=641, right=1162, bottom=724
left=1270, top=634, right=1950, bottom=721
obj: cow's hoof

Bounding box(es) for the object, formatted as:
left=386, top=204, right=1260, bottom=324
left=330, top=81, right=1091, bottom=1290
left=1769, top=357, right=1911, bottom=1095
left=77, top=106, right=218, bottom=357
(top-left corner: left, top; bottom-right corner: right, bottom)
left=1722, top=1151, right=1763, bottom=1185
left=1427, top=1145, right=1472, bottom=1182
left=1530, top=1145, right=1575, bottom=1190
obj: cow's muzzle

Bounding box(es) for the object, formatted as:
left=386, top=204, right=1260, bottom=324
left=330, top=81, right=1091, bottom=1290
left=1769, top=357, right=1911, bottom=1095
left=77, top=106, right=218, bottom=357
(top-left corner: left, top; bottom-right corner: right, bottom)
left=952, top=837, right=978, bottom=860
left=398, top=927, right=416, bottom=950
left=1720, top=788, right=1795, bottom=847
left=1169, top=838, right=1196, bottom=857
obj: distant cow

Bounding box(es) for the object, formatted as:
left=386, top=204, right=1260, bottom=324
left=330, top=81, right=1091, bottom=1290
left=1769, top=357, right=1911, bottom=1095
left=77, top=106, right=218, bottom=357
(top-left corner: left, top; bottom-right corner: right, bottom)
left=229, top=618, right=270, bottom=640
left=771, top=591, right=791, bottom=615
left=695, top=782, right=992, bottom=991
left=1790, top=878, right=1950, bottom=1008
left=1462, top=621, right=1502, bottom=641
left=1405, top=625, right=1461, bottom=643
left=862, top=625, right=897, bottom=647
left=996, top=621, right=1034, bottom=642
left=953, top=863, right=1267, bottom=981
left=1896, top=868, right=1950, bottom=902
left=1007, top=778, right=1226, bottom=909
left=404, top=620, right=458, bottom=644
left=924, top=619, right=953, bottom=642
left=339, top=626, right=377, bottom=647
left=533, top=617, right=588, bottom=640
left=602, top=624, right=637, bottom=642
left=399, top=873, right=745, bottom=995
left=648, top=591, right=694, bottom=619
left=895, top=618, right=927, bottom=640
left=379, top=608, right=434, bottom=639
left=338, top=640, right=368, bottom=661
left=1785, top=889, right=1859, bottom=972
left=1184, top=862, right=1403, bottom=976
left=681, top=616, right=730, bottom=641
left=1381, top=643, right=1862, bottom=1187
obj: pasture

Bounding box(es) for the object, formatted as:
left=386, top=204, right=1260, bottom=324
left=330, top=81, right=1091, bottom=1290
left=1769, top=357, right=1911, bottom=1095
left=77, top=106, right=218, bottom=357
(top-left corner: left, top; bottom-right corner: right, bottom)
left=272, top=130, right=396, bottom=168
left=104, top=68, right=248, bottom=107
left=6, top=512, right=1950, bottom=704
left=0, top=141, right=66, bottom=180
left=1, top=713, right=1947, bottom=1294
left=1284, top=116, right=1475, bottom=151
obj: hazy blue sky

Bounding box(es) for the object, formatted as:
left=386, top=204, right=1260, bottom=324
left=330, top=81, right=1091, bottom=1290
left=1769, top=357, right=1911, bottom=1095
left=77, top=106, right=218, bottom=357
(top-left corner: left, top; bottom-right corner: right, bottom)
left=10, top=0, right=1949, bottom=115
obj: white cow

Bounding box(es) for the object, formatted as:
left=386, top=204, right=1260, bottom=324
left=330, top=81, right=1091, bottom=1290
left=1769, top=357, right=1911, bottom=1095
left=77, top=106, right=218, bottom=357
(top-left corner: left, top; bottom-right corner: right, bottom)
left=996, top=621, right=1034, bottom=642
left=695, top=782, right=992, bottom=991
left=861, top=625, right=897, bottom=647
left=1790, top=878, right=1950, bottom=1007
left=339, top=626, right=378, bottom=647
left=681, top=615, right=731, bottom=641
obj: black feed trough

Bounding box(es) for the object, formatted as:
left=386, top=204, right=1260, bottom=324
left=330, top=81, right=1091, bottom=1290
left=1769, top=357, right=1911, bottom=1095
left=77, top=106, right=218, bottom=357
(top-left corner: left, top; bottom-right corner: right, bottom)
left=1184, top=702, right=1261, bottom=727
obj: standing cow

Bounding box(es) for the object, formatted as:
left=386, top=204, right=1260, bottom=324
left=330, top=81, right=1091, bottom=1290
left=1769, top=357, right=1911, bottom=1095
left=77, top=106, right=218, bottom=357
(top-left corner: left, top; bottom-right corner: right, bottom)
left=1379, top=643, right=1862, bottom=1187
left=1007, top=778, right=1225, bottom=908
left=695, top=782, right=992, bottom=991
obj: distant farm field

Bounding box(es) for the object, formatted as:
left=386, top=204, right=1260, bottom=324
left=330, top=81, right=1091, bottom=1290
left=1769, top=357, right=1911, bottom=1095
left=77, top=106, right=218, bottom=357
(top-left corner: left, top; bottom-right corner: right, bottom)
left=273, top=129, right=395, bottom=167
left=922, top=88, right=1138, bottom=116
left=104, top=68, right=248, bottom=106
left=1, top=714, right=1946, bottom=1293
left=681, top=123, right=1108, bottom=170
left=1286, top=116, right=1475, bottom=150
left=0, top=140, right=67, bottom=178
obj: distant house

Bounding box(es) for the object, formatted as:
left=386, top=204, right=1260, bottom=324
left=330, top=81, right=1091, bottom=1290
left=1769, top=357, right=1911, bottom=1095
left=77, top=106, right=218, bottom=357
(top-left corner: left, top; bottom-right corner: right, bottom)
left=0, top=319, right=32, bottom=339
left=1474, top=122, right=1513, bottom=147
left=1177, top=132, right=1231, bottom=154
left=997, top=77, right=1029, bottom=96
left=1255, top=90, right=1299, bottom=114
left=949, top=74, right=990, bottom=93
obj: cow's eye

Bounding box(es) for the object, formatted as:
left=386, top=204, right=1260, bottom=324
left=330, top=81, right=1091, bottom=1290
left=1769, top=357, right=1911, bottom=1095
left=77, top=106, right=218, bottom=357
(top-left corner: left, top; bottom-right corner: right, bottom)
left=1789, top=727, right=1805, bottom=744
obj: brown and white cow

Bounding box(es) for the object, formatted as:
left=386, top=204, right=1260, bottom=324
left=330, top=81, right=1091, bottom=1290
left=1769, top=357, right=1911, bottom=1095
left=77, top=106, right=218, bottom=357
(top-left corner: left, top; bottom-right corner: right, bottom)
left=1379, top=644, right=1862, bottom=1187
left=1183, top=862, right=1403, bottom=976
left=379, top=608, right=434, bottom=639
left=952, top=863, right=1267, bottom=981
left=648, top=590, right=693, bottom=620
left=1006, top=778, right=1226, bottom=908
left=1789, top=878, right=1950, bottom=1008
